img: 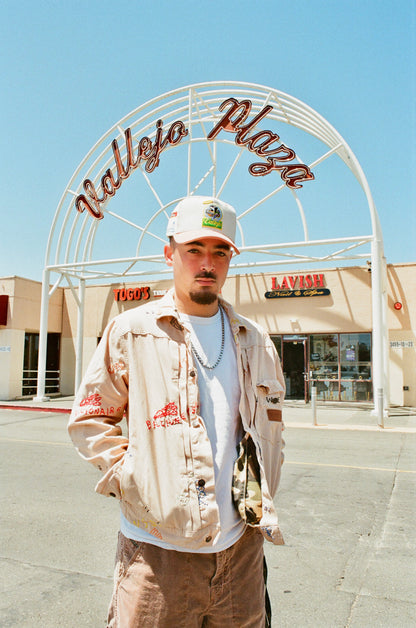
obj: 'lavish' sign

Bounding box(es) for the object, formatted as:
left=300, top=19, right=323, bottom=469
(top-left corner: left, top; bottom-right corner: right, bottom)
left=265, top=274, right=330, bottom=299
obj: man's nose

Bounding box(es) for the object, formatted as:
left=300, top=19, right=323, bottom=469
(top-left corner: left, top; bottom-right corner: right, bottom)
left=201, top=254, right=215, bottom=272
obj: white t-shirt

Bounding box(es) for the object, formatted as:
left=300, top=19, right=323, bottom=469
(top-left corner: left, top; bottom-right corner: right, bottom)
left=120, top=306, right=245, bottom=552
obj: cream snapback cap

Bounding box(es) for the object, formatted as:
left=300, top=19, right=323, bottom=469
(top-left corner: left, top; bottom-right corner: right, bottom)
left=166, top=196, right=240, bottom=254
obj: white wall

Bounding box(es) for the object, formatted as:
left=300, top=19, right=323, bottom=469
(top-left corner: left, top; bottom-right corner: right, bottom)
left=0, top=329, right=25, bottom=400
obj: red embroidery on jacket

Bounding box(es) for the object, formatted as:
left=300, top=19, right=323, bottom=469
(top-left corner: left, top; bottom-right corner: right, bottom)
left=80, top=393, right=102, bottom=407
left=146, top=402, right=183, bottom=429
left=74, top=404, right=122, bottom=417
left=189, top=403, right=198, bottom=418
left=108, top=361, right=125, bottom=374
left=90, top=406, right=116, bottom=415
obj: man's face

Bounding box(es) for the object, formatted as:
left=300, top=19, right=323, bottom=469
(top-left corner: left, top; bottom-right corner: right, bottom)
left=164, top=237, right=232, bottom=315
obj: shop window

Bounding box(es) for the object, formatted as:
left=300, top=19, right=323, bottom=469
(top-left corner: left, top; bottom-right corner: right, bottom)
left=340, top=380, right=372, bottom=402
left=313, top=379, right=341, bottom=401
left=309, top=334, right=339, bottom=381
left=340, top=333, right=371, bottom=380
left=340, top=333, right=372, bottom=401
left=22, top=332, right=61, bottom=396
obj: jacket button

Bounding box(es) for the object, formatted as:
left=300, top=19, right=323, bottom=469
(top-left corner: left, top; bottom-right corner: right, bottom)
left=190, top=370, right=196, bottom=377
left=197, top=479, right=205, bottom=487
left=205, top=536, right=212, bottom=543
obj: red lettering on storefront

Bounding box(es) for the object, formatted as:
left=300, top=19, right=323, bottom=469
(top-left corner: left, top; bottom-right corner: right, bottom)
left=313, top=274, right=325, bottom=288
left=305, top=275, right=313, bottom=288
left=113, top=287, right=151, bottom=302
left=271, top=274, right=327, bottom=291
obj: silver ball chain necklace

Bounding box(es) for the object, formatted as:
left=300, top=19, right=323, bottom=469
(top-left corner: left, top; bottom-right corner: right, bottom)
left=190, top=305, right=225, bottom=370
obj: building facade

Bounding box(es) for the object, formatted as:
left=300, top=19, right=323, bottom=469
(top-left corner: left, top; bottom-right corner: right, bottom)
left=0, top=263, right=414, bottom=407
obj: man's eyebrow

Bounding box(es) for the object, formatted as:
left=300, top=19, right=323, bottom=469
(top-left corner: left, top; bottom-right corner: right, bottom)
left=186, top=241, right=204, bottom=247
left=186, top=240, right=230, bottom=251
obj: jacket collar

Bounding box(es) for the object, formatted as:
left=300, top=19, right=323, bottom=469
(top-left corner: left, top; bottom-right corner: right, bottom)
left=155, top=288, right=248, bottom=336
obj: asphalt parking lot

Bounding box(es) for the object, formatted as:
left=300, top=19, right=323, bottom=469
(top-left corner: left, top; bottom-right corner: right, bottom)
left=1, top=403, right=415, bottom=627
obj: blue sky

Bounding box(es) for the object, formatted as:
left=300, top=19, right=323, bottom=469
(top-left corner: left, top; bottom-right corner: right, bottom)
left=1, top=0, right=415, bottom=282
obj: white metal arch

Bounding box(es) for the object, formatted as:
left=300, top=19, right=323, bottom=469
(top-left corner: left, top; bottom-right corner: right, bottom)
left=35, top=81, right=388, bottom=423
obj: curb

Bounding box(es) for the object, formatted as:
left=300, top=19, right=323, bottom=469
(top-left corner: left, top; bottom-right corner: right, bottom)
left=0, top=405, right=71, bottom=414
left=285, top=422, right=416, bottom=433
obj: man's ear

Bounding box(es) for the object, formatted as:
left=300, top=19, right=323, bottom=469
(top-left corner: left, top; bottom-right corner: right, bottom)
left=164, top=243, right=173, bottom=267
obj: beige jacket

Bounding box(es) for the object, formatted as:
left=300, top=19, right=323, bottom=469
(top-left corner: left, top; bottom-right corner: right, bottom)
left=68, top=290, right=285, bottom=548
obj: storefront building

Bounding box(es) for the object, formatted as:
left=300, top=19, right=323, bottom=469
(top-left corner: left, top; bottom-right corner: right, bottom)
left=1, top=262, right=414, bottom=407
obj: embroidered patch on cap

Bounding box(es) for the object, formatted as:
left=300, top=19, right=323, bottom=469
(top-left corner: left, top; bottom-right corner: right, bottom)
left=202, top=203, right=223, bottom=230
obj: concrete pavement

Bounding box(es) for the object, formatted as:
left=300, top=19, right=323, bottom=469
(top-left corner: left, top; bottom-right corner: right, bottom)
left=0, top=401, right=415, bottom=627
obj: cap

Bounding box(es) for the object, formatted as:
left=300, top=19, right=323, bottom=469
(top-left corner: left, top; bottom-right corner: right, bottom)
left=166, top=196, right=240, bottom=254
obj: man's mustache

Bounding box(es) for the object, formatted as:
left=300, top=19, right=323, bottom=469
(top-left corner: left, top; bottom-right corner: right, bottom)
left=195, top=271, right=217, bottom=280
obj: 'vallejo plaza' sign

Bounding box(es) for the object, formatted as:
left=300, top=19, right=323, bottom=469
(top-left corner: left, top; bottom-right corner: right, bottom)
left=75, top=97, right=315, bottom=220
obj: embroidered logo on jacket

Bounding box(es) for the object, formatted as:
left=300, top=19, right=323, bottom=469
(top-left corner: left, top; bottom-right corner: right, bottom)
left=266, top=394, right=280, bottom=405
left=80, top=393, right=102, bottom=407
left=146, top=402, right=184, bottom=430
left=108, top=360, right=125, bottom=374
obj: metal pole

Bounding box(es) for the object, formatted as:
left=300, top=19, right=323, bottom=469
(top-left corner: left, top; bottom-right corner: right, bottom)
left=311, top=385, right=317, bottom=426
left=376, top=388, right=384, bottom=429
left=381, top=261, right=390, bottom=409
left=371, top=238, right=386, bottom=425
left=74, top=278, right=85, bottom=394
left=34, top=269, right=50, bottom=402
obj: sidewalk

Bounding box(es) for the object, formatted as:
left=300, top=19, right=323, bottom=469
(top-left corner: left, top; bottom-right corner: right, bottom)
left=283, top=400, right=416, bottom=432
left=1, top=396, right=415, bottom=431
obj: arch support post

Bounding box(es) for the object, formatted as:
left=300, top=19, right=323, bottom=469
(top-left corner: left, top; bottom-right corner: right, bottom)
left=34, top=269, right=50, bottom=402
left=74, top=278, right=86, bottom=394
left=371, top=237, right=388, bottom=426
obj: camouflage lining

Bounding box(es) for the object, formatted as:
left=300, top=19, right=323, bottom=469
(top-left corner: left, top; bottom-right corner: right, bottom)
left=232, top=432, right=262, bottom=525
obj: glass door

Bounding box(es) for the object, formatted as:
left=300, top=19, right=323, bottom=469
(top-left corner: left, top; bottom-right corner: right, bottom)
left=282, top=336, right=308, bottom=401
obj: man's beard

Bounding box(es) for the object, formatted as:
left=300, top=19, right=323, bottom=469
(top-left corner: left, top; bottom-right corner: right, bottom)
left=189, top=290, right=218, bottom=305
left=189, top=272, right=218, bottom=305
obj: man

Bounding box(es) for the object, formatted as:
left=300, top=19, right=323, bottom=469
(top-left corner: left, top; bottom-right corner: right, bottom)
left=68, top=195, right=285, bottom=627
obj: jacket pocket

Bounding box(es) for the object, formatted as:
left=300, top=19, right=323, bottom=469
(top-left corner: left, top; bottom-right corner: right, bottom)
left=256, top=380, right=284, bottom=423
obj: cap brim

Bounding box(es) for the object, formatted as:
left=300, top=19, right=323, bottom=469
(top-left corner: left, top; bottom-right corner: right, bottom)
left=173, top=229, right=240, bottom=255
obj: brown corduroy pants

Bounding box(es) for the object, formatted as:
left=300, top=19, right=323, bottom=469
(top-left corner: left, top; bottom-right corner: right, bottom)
left=107, top=526, right=266, bottom=627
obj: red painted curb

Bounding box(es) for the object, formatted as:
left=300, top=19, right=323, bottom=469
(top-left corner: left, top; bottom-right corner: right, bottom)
left=0, top=405, right=71, bottom=414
